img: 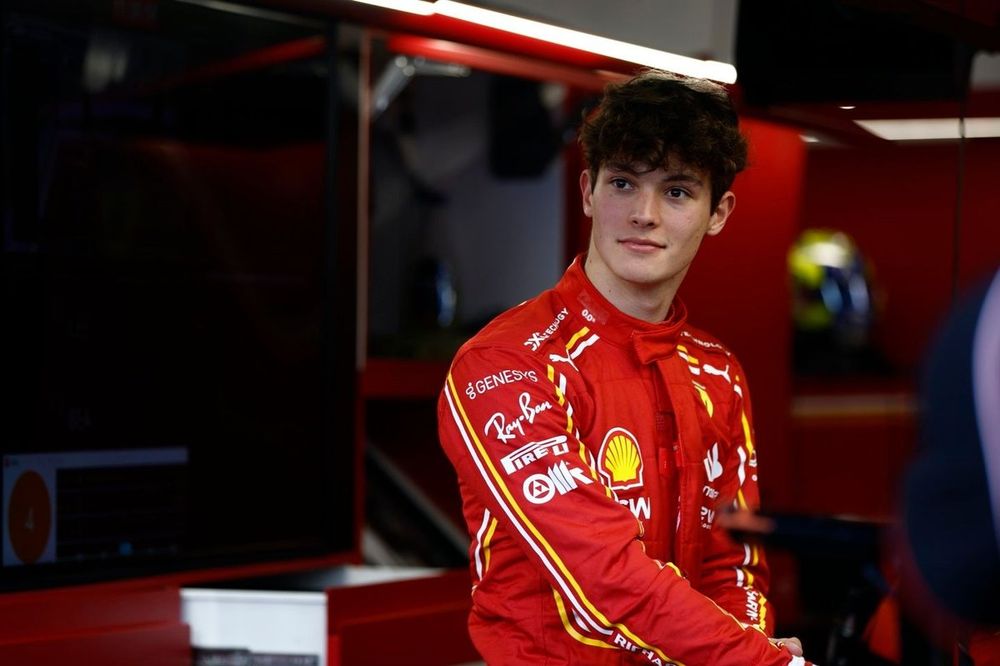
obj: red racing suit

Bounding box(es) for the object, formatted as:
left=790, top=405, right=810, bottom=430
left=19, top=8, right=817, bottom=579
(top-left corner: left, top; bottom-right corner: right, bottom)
left=438, top=257, right=810, bottom=665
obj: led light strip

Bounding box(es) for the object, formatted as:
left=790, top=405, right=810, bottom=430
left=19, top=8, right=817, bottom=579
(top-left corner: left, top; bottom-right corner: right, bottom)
left=350, top=0, right=737, bottom=83
left=855, top=117, right=1000, bottom=141
left=350, top=0, right=436, bottom=15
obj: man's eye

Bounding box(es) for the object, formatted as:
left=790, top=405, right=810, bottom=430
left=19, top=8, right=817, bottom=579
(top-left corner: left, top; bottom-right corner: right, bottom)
left=666, top=187, right=687, bottom=198
left=611, top=178, right=630, bottom=189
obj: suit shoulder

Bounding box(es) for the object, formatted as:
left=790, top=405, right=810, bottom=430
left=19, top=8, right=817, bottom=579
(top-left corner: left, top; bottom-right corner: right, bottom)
left=453, top=288, right=571, bottom=363
left=679, top=325, right=738, bottom=361
left=678, top=325, right=753, bottom=381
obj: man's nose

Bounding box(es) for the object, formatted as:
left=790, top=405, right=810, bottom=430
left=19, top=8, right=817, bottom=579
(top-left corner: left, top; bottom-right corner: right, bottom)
left=630, top=190, right=658, bottom=227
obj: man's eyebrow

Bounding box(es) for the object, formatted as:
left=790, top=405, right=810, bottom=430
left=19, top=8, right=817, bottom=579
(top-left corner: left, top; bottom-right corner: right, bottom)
left=605, top=162, right=642, bottom=175
left=661, top=173, right=703, bottom=184
left=605, top=163, right=704, bottom=186
left=653, top=172, right=707, bottom=191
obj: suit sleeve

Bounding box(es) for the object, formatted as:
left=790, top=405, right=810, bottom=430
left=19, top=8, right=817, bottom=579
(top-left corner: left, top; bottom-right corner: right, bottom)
left=438, top=344, right=805, bottom=665
left=696, top=358, right=777, bottom=635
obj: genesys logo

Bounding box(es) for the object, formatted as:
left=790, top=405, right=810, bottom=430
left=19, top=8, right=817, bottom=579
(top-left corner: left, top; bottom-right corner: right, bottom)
left=464, top=369, right=539, bottom=401
left=501, top=435, right=570, bottom=474
left=522, top=461, right=593, bottom=505
left=597, top=427, right=644, bottom=491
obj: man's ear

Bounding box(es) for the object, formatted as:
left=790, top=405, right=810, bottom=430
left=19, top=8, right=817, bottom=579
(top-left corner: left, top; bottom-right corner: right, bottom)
left=579, top=170, right=594, bottom=218
left=706, top=191, right=736, bottom=237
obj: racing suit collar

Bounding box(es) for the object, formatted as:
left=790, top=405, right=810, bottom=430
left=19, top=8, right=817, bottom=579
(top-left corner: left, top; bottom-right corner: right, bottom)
left=559, top=254, right=688, bottom=364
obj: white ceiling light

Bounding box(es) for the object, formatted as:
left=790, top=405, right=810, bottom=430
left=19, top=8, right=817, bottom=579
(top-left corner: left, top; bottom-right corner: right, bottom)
left=855, top=117, right=1000, bottom=141
left=350, top=0, right=435, bottom=15
left=433, top=1, right=736, bottom=82
left=348, top=0, right=737, bottom=83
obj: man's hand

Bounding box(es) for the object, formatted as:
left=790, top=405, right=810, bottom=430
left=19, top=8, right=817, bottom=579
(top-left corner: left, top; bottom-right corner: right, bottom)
left=770, top=637, right=803, bottom=657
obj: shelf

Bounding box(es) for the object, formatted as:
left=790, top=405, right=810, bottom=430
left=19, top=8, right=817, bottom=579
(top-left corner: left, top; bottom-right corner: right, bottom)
left=0, top=583, right=188, bottom=666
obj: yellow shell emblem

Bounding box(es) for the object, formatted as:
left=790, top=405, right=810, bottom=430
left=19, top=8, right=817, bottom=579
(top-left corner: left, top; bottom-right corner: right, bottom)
left=598, top=427, right=644, bottom=490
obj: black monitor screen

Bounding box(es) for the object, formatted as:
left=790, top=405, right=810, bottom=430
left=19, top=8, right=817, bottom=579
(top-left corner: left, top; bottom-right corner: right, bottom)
left=1, top=0, right=357, bottom=590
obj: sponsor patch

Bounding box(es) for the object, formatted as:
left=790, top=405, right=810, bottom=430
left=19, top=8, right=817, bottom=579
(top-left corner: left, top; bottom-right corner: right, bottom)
left=464, top=369, right=539, bottom=400
left=703, top=442, right=722, bottom=482
left=522, top=461, right=592, bottom=504
left=547, top=350, right=578, bottom=370
left=611, top=633, right=676, bottom=665
left=702, top=363, right=731, bottom=384
left=618, top=496, right=651, bottom=520
left=524, top=308, right=569, bottom=351
left=484, top=392, right=553, bottom=444
left=700, top=505, right=716, bottom=529
left=745, top=588, right=761, bottom=622
left=500, top=435, right=570, bottom=474
left=680, top=330, right=730, bottom=355
left=598, top=427, right=644, bottom=491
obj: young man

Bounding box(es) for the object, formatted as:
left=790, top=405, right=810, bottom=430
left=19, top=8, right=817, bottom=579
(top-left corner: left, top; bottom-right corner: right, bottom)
left=438, top=70, right=812, bottom=665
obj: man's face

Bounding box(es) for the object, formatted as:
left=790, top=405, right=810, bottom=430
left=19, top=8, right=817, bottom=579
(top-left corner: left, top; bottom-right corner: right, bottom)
left=580, top=160, right=734, bottom=300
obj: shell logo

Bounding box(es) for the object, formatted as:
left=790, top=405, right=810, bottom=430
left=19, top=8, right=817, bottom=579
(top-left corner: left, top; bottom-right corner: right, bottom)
left=598, top=427, right=643, bottom=490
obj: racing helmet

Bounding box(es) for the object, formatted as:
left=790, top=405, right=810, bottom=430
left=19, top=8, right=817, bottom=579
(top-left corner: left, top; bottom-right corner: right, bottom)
left=788, top=228, right=876, bottom=349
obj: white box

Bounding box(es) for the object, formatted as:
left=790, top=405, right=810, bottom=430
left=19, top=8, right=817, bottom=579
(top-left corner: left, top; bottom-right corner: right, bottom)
left=181, top=565, right=442, bottom=666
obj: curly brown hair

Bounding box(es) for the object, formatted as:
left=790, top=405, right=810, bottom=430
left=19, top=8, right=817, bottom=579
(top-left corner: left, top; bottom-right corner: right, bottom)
left=579, top=70, right=748, bottom=209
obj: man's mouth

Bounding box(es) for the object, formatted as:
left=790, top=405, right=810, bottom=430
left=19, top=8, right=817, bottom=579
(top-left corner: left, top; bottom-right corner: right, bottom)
left=619, top=238, right=665, bottom=251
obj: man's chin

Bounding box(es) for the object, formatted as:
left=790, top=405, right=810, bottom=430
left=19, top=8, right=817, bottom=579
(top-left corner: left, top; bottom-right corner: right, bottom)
left=619, top=270, right=666, bottom=289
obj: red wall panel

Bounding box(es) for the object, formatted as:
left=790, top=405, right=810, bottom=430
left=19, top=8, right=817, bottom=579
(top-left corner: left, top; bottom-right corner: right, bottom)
left=786, top=133, right=1000, bottom=521
left=791, top=413, right=917, bottom=519
left=799, top=140, right=1000, bottom=372
left=957, top=140, right=1000, bottom=289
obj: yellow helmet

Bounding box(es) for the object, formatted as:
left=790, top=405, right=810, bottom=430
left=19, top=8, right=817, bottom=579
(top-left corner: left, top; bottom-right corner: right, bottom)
left=788, top=228, right=874, bottom=347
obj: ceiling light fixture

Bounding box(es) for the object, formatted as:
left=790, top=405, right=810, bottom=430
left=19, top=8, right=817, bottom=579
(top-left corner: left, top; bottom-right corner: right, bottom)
left=348, top=0, right=737, bottom=83
left=855, top=117, right=1000, bottom=141
left=350, top=0, right=435, bottom=16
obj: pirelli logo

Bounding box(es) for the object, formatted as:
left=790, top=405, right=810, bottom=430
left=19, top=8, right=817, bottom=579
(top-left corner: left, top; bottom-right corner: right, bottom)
left=500, top=435, right=570, bottom=474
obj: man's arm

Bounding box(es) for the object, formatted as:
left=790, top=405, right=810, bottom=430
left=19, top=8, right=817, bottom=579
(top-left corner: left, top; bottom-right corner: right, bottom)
left=439, top=345, right=809, bottom=665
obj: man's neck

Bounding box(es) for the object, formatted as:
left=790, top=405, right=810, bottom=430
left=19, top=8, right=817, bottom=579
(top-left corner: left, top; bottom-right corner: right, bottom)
left=583, top=254, right=681, bottom=323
